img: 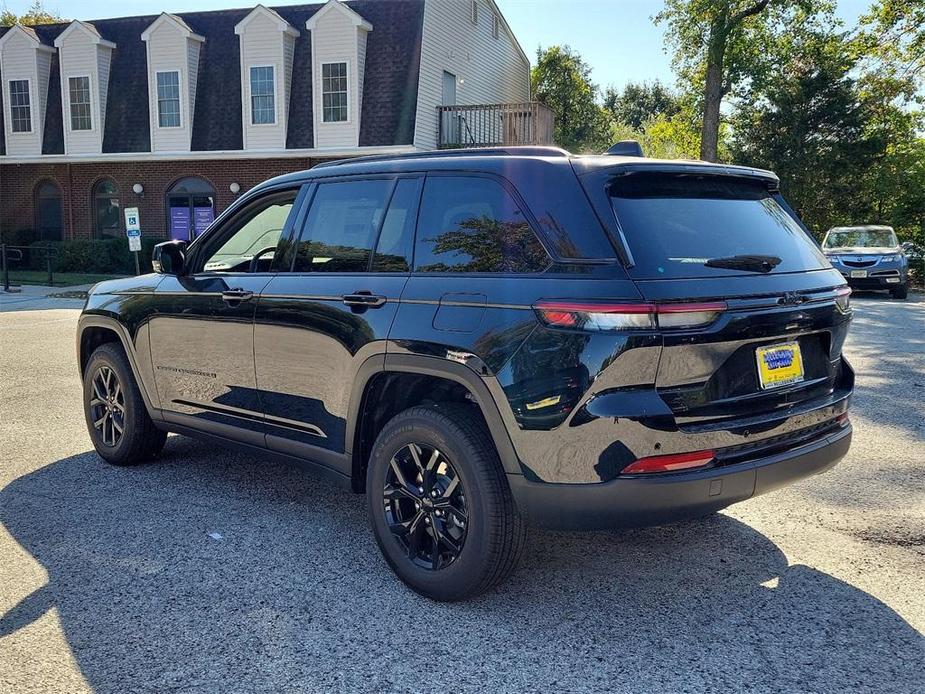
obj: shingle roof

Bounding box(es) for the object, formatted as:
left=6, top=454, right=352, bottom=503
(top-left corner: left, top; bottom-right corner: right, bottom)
left=0, top=0, right=423, bottom=155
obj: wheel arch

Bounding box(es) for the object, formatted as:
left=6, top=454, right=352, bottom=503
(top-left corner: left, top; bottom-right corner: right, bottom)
left=347, top=354, right=521, bottom=492
left=77, top=315, right=160, bottom=416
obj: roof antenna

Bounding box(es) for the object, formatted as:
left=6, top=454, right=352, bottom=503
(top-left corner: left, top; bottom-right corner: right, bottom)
left=606, top=140, right=645, bottom=157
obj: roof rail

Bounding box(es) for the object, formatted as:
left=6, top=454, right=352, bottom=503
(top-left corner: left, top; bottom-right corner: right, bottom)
left=312, top=146, right=571, bottom=169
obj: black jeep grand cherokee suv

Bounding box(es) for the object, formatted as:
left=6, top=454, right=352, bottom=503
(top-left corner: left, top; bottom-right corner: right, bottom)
left=78, top=147, right=854, bottom=600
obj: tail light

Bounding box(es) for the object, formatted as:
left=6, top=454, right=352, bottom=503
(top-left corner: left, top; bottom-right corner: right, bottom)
left=834, top=287, right=851, bottom=313
left=621, top=449, right=716, bottom=475
left=533, top=300, right=726, bottom=332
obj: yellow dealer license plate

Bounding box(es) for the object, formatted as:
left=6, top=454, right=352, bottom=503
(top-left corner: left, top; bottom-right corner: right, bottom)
left=756, top=341, right=804, bottom=390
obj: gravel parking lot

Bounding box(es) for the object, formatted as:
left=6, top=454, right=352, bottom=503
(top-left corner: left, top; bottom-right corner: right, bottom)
left=1, top=292, right=923, bottom=693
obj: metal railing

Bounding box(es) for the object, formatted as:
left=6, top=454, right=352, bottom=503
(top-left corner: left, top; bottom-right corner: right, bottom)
left=1, top=244, right=59, bottom=291
left=437, top=102, right=555, bottom=149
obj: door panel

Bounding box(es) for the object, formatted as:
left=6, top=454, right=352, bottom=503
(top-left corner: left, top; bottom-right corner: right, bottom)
left=149, top=274, right=273, bottom=444
left=255, top=275, right=407, bottom=463
left=148, top=186, right=305, bottom=444
left=254, top=176, right=419, bottom=469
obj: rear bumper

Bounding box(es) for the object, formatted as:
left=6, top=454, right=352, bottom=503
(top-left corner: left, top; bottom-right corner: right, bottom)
left=508, top=423, right=851, bottom=530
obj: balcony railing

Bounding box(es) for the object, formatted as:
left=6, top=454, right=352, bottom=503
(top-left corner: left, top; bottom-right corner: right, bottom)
left=437, top=102, right=555, bottom=149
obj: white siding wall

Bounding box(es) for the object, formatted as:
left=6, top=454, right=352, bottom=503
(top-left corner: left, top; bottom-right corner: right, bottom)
left=357, top=28, right=367, bottom=117
left=187, top=39, right=200, bottom=133
left=238, top=13, right=286, bottom=149
left=96, top=45, right=112, bottom=134
left=311, top=10, right=363, bottom=148
left=1, top=31, right=44, bottom=155
left=145, top=23, right=193, bottom=151
left=283, top=32, right=295, bottom=137
left=414, top=0, right=530, bottom=149
left=59, top=32, right=104, bottom=154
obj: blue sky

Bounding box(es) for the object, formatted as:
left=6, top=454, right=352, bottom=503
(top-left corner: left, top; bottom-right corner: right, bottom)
left=3, top=0, right=873, bottom=90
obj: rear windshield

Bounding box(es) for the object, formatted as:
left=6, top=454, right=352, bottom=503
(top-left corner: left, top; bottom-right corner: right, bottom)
left=608, top=173, right=828, bottom=279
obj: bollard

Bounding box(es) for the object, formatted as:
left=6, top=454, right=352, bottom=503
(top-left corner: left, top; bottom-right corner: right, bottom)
left=2, top=244, right=8, bottom=292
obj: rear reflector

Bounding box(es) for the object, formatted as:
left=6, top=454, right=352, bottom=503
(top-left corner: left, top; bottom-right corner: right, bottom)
left=622, top=450, right=716, bottom=475
left=534, top=300, right=726, bottom=332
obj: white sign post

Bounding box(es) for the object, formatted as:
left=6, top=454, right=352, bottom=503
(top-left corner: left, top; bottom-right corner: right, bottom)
left=124, top=207, right=142, bottom=275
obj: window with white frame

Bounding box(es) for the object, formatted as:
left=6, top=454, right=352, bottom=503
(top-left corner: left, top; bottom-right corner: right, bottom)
left=322, top=62, right=348, bottom=123
left=9, top=80, right=32, bottom=133
left=249, top=66, right=276, bottom=125
left=68, top=76, right=92, bottom=131
left=156, top=71, right=181, bottom=128
left=492, top=13, right=500, bottom=39
left=471, top=0, right=478, bottom=24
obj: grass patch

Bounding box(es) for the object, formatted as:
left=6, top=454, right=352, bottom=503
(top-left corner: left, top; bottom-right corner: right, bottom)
left=3, top=270, right=125, bottom=287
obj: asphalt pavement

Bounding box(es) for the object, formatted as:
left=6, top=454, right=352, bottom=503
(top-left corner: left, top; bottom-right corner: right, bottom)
left=0, top=291, right=922, bottom=693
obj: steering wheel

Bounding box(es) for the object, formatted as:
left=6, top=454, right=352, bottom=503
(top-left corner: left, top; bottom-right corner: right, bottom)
left=248, top=247, right=278, bottom=273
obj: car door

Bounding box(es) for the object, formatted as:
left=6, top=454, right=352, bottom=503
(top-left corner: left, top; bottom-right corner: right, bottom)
left=254, top=175, right=420, bottom=474
left=148, top=185, right=307, bottom=446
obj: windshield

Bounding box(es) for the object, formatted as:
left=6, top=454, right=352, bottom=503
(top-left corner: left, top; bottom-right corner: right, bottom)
left=608, top=173, right=828, bottom=279
left=823, top=229, right=897, bottom=249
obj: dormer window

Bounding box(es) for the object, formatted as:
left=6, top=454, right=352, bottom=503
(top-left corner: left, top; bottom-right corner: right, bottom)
left=321, top=62, right=348, bottom=123
left=156, top=71, right=182, bottom=128
left=141, top=13, right=204, bottom=151
left=9, top=79, right=32, bottom=133
left=68, top=76, right=92, bottom=131
left=234, top=6, right=299, bottom=149
left=0, top=25, right=54, bottom=154
left=249, top=66, right=276, bottom=125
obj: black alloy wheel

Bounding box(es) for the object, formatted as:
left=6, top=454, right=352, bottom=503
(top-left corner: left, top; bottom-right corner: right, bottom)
left=83, top=342, right=167, bottom=465
left=89, top=365, right=126, bottom=447
left=367, top=404, right=526, bottom=601
left=383, top=442, right=469, bottom=570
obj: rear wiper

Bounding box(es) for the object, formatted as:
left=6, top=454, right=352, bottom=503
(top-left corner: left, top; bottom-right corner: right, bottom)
left=704, top=254, right=782, bottom=273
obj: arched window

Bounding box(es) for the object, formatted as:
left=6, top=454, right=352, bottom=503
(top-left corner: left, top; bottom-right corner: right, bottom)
left=34, top=180, right=63, bottom=241
left=167, top=177, right=216, bottom=240
left=93, top=178, right=121, bottom=238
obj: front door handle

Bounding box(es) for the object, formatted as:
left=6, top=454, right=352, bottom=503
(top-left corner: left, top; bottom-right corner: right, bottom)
left=221, top=288, right=254, bottom=304
left=342, top=292, right=387, bottom=308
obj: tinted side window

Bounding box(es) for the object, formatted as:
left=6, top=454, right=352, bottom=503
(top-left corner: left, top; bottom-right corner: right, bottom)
left=372, top=178, right=420, bottom=272
left=293, top=179, right=392, bottom=272
left=200, top=190, right=298, bottom=273
left=414, top=176, right=550, bottom=273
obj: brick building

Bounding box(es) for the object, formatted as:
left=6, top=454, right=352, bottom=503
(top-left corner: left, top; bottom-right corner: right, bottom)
left=0, top=0, right=535, bottom=242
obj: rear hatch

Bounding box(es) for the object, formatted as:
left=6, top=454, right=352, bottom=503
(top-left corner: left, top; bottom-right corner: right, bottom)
left=576, top=162, right=852, bottom=422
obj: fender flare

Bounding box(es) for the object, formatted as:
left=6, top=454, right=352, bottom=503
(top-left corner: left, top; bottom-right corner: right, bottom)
left=346, top=353, right=522, bottom=478
left=77, top=314, right=160, bottom=417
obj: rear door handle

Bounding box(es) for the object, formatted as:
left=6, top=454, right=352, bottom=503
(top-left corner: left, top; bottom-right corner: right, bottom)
left=221, top=288, right=254, bottom=304
left=342, top=292, right=387, bottom=308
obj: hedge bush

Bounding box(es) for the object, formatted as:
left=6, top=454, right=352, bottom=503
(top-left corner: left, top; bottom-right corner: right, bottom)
left=23, top=237, right=164, bottom=275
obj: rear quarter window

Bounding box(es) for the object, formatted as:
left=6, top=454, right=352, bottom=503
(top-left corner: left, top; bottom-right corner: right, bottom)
left=414, top=175, right=550, bottom=273
left=608, top=173, right=829, bottom=279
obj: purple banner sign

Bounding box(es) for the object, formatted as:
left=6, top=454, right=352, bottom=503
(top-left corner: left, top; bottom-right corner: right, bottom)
left=169, top=206, right=191, bottom=241
left=193, top=206, right=214, bottom=237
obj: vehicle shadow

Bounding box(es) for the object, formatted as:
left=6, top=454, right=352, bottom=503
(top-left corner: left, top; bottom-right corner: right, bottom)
left=1, top=437, right=922, bottom=693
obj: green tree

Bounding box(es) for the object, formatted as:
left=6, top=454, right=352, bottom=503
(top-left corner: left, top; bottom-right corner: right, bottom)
left=730, top=31, right=893, bottom=235
left=602, top=81, right=681, bottom=130
left=0, top=1, right=63, bottom=25
left=656, top=0, right=829, bottom=162
left=531, top=45, right=610, bottom=153
left=858, top=0, right=925, bottom=86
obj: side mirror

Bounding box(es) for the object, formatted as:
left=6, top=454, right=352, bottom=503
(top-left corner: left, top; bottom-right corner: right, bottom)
left=152, top=240, right=187, bottom=275
left=900, top=241, right=913, bottom=254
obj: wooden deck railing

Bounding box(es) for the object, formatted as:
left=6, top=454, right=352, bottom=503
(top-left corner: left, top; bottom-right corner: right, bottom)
left=436, top=102, right=555, bottom=149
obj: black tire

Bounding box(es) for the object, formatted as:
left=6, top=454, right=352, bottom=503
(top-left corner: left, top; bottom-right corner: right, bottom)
left=890, top=283, right=908, bottom=300
left=366, top=403, right=526, bottom=601
left=82, top=343, right=167, bottom=466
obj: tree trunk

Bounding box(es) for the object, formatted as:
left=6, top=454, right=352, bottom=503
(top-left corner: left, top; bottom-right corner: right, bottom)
left=700, top=18, right=727, bottom=162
